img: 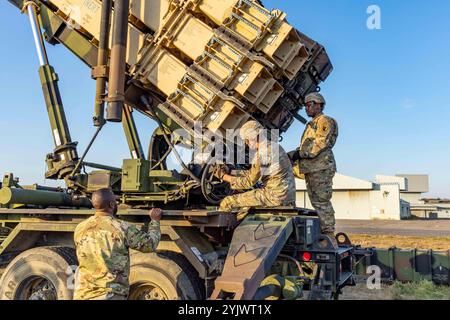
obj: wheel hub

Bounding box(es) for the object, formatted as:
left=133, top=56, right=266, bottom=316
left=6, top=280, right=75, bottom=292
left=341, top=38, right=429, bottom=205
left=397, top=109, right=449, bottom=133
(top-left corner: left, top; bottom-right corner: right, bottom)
left=129, top=283, right=169, bottom=300
left=26, top=278, right=57, bottom=300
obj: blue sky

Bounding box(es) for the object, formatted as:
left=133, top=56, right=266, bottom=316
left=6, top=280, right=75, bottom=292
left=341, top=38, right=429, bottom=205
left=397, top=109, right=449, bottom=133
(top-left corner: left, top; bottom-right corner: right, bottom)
left=0, top=1, right=449, bottom=197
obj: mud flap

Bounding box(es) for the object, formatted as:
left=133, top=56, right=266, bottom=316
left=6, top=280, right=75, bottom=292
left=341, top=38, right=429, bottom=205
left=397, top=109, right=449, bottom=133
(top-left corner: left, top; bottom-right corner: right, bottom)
left=210, top=214, right=293, bottom=300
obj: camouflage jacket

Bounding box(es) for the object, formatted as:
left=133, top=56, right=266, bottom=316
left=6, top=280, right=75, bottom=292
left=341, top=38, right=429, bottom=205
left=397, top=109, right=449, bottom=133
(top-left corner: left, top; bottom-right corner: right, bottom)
left=298, top=114, right=338, bottom=174
left=230, top=143, right=296, bottom=204
left=73, top=215, right=161, bottom=300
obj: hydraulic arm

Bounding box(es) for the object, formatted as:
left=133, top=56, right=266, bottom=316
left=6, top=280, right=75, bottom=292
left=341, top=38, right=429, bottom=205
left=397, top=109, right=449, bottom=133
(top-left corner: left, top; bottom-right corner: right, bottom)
left=24, top=2, right=80, bottom=183
left=22, top=0, right=144, bottom=186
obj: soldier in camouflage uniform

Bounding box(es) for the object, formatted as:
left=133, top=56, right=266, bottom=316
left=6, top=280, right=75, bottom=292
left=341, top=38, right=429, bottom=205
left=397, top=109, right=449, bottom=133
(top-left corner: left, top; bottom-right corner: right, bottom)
left=73, top=188, right=162, bottom=300
left=290, top=92, right=338, bottom=243
left=217, top=120, right=296, bottom=212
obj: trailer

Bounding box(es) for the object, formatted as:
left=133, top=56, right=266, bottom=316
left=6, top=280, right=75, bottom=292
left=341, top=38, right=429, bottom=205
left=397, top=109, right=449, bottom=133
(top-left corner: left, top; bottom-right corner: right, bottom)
left=0, top=203, right=364, bottom=300
left=0, top=0, right=382, bottom=300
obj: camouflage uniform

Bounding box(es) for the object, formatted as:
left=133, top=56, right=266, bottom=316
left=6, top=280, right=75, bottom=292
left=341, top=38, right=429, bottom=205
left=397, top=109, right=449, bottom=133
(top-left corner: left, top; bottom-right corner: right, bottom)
left=219, top=143, right=296, bottom=212
left=73, top=215, right=161, bottom=300
left=298, top=113, right=338, bottom=233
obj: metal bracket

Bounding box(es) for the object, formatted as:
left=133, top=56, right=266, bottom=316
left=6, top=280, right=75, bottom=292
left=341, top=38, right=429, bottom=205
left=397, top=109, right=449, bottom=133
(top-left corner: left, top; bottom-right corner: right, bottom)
left=91, top=65, right=109, bottom=79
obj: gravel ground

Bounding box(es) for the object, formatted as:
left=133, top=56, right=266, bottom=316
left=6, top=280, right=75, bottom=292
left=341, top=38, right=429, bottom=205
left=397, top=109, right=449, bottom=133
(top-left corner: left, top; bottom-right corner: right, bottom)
left=341, top=280, right=450, bottom=300
left=340, top=282, right=393, bottom=300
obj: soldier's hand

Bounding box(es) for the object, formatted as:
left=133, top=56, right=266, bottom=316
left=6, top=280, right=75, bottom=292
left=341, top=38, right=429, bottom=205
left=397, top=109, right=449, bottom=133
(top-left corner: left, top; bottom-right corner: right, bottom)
left=149, top=208, right=163, bottom=222
left=213, top=165, right=230, bottom=180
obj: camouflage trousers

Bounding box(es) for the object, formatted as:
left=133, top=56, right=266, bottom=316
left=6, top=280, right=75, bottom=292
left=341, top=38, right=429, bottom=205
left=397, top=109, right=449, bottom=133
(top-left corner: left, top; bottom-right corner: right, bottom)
left=219, top=189, right=295, bottom=212
left=305, top=169, right=336, bottom=233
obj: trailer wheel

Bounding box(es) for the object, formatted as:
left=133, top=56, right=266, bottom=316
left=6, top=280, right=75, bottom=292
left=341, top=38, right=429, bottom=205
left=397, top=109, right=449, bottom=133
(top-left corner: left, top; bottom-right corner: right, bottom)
left=129, top=251, right=204, bottom=300
left=0, top=247, right=77, bottom=300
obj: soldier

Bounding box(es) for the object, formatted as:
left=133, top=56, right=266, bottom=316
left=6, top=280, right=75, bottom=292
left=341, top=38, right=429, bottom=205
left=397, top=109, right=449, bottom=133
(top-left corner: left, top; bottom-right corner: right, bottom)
left=291, top=92, right=338, bottom=245
left=216, top=120, right=296, bottom=213
left=73, top=188, right=162, bottom=300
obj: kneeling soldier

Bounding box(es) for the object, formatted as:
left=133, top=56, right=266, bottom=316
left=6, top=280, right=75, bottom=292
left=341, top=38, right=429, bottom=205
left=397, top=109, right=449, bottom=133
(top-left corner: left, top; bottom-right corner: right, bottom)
left=217, top=120, right=296, bottom=213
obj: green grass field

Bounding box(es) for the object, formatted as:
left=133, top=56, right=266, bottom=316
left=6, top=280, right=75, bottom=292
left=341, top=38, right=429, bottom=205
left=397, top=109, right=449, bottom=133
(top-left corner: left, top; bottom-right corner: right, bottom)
left=341, top=281, right=450, bottom=300
left=391, top=281, right=450, bottom=300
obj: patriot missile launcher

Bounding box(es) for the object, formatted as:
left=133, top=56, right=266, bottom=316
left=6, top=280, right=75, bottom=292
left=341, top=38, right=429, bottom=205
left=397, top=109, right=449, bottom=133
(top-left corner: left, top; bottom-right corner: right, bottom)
left=0, top=0, right=398, bottom=301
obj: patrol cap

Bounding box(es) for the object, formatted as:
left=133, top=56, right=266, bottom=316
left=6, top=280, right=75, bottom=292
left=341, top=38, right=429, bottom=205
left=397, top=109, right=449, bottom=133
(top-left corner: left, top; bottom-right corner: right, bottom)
left=305, top=92, right=326, bottom=106
left=239, top=120, right=264, bottom=141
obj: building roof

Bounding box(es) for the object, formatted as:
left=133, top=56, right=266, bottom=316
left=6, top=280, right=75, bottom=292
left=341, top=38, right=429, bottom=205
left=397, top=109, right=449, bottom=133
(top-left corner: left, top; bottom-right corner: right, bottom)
left=295, top=172, right=433, bottom=196
left=410, top=204, right=450, bottom=211
left=422, top=198, right=450, bottom=204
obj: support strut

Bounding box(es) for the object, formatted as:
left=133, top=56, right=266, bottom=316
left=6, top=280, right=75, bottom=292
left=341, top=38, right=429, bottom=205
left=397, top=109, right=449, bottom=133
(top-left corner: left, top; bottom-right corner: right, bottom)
left=24, top=1, right=79, bottom=182
left=92, top=0, right=112, bottom=127
left=106, top=0, right=130, bottom=122
left=122, top=105, right=145, bottom=159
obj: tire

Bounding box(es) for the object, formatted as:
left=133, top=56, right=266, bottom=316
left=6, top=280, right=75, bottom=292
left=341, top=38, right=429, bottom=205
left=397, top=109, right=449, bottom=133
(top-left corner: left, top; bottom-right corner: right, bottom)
left=0, top=247, right=77, bottom=300
left=129, top=251, right=204, bottom=300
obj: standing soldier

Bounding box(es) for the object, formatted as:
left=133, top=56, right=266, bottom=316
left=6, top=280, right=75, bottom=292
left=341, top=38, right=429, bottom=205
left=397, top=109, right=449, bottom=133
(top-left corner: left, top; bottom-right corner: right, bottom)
left=291, top=92, right=339, bottom=245
left=74, top=188, right=162, bottom=300
left=216, top=120, right=296, bottom=213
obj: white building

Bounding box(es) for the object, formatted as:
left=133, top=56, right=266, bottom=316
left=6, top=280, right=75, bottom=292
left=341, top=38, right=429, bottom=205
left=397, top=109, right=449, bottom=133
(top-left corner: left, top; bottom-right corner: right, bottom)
left=295, top=173, right=417, bottom=220
left=410, top=202, right=450, bottom=219
left=384, top=174, right=447, bottom=219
